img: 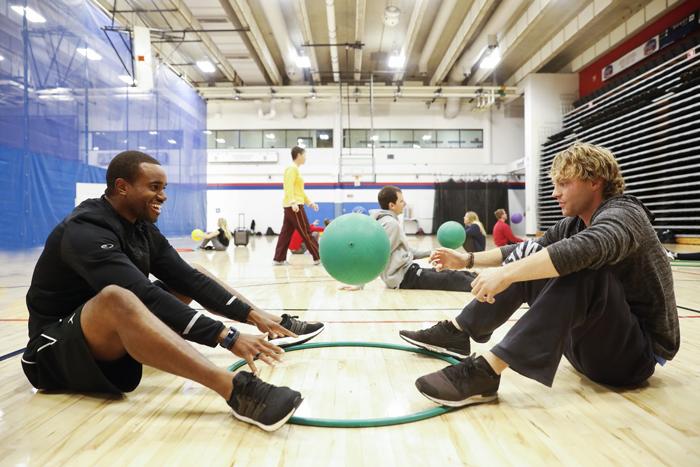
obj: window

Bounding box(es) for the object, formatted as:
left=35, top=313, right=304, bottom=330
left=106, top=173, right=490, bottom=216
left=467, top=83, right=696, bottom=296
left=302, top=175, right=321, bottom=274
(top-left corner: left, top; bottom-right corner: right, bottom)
left=315, top=130, right=333, bottom=148
left=414, top=130, right=436, bottom=148
left=345, top=129, right=367, bottom=148
left=205, top=131, right=217, bottom=149
left=340, top=129, right=481, bottom=148
left=215, top=130, right=239, bottom=149
left=390, top=129, right=414, bottom=148
left=203, top=129, right=334, bottom=149
left=263, top=130, right=284, bottom=148
left=436, top=130, right=460, bottom=148
left=239, top=130, right=261, bottom=149
left=286, top=130, right=313, bottom=148
left=460, top=129, right=483, bottom=148
left=369, top=129, right=391, bottom=148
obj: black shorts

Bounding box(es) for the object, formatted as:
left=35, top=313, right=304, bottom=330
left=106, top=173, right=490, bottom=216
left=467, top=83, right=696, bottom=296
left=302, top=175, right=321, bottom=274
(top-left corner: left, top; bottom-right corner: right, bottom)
left=21, top=305, right=142, bottom=394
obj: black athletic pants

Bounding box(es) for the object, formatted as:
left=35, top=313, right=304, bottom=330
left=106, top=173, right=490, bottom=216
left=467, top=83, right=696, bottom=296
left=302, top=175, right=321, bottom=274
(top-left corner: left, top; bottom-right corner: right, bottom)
left=399, top=263, right=477, bottom=292
left=455, top=268, right=657, bottom=387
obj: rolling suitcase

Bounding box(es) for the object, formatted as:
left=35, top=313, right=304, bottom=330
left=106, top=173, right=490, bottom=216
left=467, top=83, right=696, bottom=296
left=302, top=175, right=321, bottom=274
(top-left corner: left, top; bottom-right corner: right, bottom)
left=234, top=213, right=249, bottom=246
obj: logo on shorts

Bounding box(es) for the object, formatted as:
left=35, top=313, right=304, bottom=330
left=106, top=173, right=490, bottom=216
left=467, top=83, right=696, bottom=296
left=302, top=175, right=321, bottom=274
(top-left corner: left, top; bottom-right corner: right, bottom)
left=101, top=243, right=114, bottom=249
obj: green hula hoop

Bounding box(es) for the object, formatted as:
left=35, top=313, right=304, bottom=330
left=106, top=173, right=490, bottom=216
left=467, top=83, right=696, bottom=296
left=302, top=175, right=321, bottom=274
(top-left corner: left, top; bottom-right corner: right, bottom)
left=227, top=341, right=459, bottom=428
left=671, top=260, right=700, bottom=268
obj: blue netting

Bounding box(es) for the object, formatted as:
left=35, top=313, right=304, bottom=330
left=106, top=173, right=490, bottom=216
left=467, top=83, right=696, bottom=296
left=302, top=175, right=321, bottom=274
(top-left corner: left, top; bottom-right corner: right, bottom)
left=0, top=0, right=206, bottom=250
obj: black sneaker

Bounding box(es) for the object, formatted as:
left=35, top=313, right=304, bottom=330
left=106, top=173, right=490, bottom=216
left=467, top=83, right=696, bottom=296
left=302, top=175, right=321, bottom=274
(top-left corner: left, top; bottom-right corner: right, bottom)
left=415, top=355, right=500, bottom=407
left=269, top=314, right=325, bottom=348
left=228, top=371, right=303, bottom=431
left=399, top=320, right=470, bottom=358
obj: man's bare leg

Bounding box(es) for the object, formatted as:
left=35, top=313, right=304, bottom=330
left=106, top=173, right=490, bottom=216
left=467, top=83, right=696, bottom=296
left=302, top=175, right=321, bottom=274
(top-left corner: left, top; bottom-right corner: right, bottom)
left=483, top=351, right=509, bottom=375
left=81, top=285, right=233, bottom=399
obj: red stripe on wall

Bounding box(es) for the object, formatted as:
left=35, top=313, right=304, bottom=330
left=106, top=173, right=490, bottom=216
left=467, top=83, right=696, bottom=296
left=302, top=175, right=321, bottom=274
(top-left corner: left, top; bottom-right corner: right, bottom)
left=579, top=0, right=698, bottom=98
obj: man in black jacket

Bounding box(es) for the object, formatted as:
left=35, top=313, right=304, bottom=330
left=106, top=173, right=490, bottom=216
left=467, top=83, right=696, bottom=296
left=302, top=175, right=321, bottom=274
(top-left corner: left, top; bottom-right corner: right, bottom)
left=22, top=151, right=323, bottom=432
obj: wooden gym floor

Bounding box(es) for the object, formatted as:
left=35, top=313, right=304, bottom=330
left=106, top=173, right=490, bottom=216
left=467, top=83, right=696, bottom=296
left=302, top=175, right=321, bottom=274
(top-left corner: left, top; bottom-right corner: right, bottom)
left=0, top=235, right=699, bottom=466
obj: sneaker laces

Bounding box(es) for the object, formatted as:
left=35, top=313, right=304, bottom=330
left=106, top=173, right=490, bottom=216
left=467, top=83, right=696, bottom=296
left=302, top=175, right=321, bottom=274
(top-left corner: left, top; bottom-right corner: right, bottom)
left=233, top=374, right=274, bottom=420
left=442, top=353, right=479, bottom=382
left=280, top=314, right=307, bottom=334
left=421, top=320, right=457, bottom=338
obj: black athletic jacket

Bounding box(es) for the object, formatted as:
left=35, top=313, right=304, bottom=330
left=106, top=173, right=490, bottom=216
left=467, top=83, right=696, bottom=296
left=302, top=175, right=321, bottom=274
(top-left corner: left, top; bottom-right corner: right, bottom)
left=26, top=196, right=251, bottom=347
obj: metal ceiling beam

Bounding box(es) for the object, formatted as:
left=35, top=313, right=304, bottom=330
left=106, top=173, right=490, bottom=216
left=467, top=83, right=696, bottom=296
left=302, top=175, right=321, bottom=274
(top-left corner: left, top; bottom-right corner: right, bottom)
left=418, top=0, right=458, bottom=76
left=353, top=0, right=366, bottom=82
left=394, top=0, right=429, bottom=83
left=91, top=0, right=244, bottom=85
left=430, top=0, right=497, bottom=85
left=218, top=0, right=276, bottom=85
left=168, top=0, right=243, bottom=85
left=225, top=0, right=283, bottom=85
left=325, top=0, right=340, bottom=82
left=294, top=0, right=321, bottom=83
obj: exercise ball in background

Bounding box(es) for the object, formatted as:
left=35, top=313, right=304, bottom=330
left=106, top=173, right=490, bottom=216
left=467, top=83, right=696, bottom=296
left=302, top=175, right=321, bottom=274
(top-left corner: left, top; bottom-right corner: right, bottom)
left=319, top=213, right=390, bottom=285
left=511, top=213, right=523, bottom=224
left=191, top=229, right=205, bottom=242
left=437, top=221, right=466, bottom=249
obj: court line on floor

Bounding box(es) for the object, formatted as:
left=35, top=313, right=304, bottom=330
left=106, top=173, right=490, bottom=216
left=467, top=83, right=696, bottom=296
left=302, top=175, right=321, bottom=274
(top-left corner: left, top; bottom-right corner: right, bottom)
left=0, top=348, right=25, bottom=361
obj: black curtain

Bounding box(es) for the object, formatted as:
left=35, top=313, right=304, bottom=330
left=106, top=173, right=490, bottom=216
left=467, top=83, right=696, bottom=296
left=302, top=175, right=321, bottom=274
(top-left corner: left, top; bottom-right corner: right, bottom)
left=432, top=180, right=509, bottom=234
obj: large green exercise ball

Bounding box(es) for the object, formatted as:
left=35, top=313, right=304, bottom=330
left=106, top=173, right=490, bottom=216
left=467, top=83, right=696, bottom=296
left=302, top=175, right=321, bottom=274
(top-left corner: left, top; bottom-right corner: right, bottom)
left=319, top=213, right=390, bottom=285
left=437, top=221, right=466, bottom=249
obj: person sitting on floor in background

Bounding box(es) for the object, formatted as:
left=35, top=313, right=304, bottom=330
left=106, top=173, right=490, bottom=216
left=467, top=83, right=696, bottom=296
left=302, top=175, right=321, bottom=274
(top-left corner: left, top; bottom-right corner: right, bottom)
left=492, top=209, right=523, bottom=247
left=199, top=218, right=232, bottom=251
left=463, top=211, right=486, bottom=253
left=666, top=250, right=700, bottom=261
left=347, top=186, right=477, bottom=292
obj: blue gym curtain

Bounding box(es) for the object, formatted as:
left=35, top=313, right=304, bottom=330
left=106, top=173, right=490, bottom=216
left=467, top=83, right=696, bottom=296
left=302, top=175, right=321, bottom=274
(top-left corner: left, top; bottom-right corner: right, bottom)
left=0, top=1, right=207, bottom=250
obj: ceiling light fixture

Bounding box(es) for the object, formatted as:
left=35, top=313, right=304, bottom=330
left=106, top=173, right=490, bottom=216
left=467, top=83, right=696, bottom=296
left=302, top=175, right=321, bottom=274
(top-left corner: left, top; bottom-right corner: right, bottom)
left=479, top=46, right=501, bottom=69
left=478, top=35, right=501, bottom=70
left=76, top=47, right=102, bottom=61
left=10, top=5, right=46, bottom=23
left=196, top=60, right=216, bottom=73
left=388, top=53, right=405, bottom=69
left=118, top=75, right=134, bottom=85
left=383, top=5, right=401, bottom=27
left=295, top=54, right=311, bottom=69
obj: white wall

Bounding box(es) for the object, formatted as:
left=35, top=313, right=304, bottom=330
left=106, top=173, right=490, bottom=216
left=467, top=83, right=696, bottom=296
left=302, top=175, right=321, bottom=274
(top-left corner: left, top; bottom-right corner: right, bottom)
left=522, top=73, right=579, bottom=235
left=206, top=98, right=525, bottom=233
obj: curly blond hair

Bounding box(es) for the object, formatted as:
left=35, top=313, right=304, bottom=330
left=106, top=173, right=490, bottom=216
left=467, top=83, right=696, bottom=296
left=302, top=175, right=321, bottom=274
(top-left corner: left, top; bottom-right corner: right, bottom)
left=550, top=142, right=625, bottom=198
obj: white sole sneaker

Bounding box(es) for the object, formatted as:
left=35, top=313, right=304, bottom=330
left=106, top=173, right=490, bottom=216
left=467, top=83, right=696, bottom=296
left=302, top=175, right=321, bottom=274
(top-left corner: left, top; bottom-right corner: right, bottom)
left=232, top=397, right=303, bottom=432
left=418, top=391, right=498, bottom=408
left=399, top=333, right=469, bottom=359
left=269, top=325, right=325, bottom=348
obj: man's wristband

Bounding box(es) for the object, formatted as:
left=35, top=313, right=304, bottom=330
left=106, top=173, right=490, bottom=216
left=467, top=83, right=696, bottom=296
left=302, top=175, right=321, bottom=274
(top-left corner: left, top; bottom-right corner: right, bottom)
left=466, top=252, right=475, bottom=269
left=219, top=326, right=240, bottom=350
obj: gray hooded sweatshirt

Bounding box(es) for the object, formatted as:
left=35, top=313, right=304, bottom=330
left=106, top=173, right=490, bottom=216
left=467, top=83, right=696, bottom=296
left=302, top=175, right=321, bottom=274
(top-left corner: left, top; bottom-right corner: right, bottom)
left=500, top=194, right=679, bottom=361
left=371, top=209, right=431, bottom=288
